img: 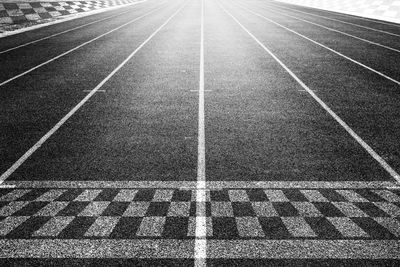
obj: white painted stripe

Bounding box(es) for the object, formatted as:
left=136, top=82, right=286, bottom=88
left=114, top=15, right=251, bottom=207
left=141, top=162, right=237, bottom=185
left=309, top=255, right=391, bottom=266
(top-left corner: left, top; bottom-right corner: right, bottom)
left=0, top=1, right=189, bottom=185
left=0, top=239, right=399, bottom=258
left=2, top=180, right=399, bottom=188
left=0, top=0, right=147, bottom=54
left=218, top=1, right=400, bottom=184
left=269, top=1, right=400, bottom=37
left=0, top=1, right=166, bottom=88
left=207, top=240, right=400, bottom=258
left=0, top=1, right=148, bottom=40
left=0, top=239, right=194, bottom=258
left=195, top=0, right=207, bottom=266
left=264, top=6, right=400, bottom=54
left=234, top=1, right=400, bottom=87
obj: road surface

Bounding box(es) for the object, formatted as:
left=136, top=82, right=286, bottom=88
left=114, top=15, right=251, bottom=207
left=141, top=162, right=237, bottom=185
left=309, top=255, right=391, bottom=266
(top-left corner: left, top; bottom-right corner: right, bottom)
left=1, top=0, right=400, bottom=265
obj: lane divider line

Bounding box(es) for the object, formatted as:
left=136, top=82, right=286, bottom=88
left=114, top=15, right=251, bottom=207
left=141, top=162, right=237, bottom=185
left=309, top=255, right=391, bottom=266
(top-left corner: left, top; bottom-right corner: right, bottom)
left=232, top=1, right=400, bottom=87
left=218, top=0, right=400, bottom=184
left=0, top=0, right=147, bottom=55
left=256, top=3, right=400, bottom=54
left=0, top=0, right=190, bottom=184
left=266, top=1, right=400, bottom=38
left=0, top=1, right=167, bottom=88
left=195, top=0, right=207, bottom=265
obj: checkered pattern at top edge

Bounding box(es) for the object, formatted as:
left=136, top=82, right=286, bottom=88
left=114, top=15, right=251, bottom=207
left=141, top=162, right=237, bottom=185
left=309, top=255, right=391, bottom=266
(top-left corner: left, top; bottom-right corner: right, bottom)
left=0, top=0, right=139, bottom=24
left=277, top=0, right=400, bottom=19
left=0, top=187, right=399, bottom=239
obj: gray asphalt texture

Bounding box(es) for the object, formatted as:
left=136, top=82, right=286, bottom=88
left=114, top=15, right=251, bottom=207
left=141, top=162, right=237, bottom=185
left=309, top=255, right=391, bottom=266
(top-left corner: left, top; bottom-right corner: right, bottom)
left=1, top=0, right=400, bottom=265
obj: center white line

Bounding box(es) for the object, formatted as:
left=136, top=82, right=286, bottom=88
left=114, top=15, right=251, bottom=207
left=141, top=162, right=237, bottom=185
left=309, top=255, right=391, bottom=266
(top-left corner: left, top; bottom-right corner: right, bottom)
left=0, top=0, right=189, bottom=184
left=195, top=0, right=207, bottom=265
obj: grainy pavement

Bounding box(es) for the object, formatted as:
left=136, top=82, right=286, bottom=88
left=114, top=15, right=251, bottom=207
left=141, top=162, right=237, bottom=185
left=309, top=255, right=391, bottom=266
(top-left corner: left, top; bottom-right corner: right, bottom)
left=1, top=0, right=400, bottom=265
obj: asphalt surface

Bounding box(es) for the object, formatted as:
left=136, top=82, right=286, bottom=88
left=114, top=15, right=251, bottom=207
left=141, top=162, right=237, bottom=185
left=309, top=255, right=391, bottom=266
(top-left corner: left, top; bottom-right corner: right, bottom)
left=1, top=0, right=400, bottom=265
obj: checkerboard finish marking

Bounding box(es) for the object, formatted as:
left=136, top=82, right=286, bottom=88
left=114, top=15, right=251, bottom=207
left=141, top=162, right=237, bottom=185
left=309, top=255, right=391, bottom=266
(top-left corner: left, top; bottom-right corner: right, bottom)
left=1, top=187, right=399, bottom=239
left=0, top=1, right=140, bottom=24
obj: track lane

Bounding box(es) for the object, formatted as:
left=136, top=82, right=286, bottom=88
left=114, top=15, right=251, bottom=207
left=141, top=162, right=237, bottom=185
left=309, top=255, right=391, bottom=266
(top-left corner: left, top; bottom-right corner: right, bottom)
left=0, top=0, right=188, bottom=178
left=260, top=1, right=400, bottom=52
left=224, top=0, right=400, bottom=174
left=0, top=0, right=169, bottom=84
left=269, top=0, right=400, bottom=35
left=0, top=0, right=152, bottom=52
left=202, top=0, right=394, bottom=182
left=2, top=0, right=199, bottom=182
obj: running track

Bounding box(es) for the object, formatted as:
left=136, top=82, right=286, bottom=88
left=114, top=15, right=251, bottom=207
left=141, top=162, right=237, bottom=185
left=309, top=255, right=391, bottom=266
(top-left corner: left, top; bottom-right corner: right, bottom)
left=1, top=0, right=400, bottom=265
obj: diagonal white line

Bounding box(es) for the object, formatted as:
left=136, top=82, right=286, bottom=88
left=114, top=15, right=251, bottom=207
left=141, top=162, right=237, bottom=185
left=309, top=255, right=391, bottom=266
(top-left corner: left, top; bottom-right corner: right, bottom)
left=258, top=4, right=400, bottom=54
left=0, top=0, right=190, bottom=184
left=0, top=1, right=167, bottom=87
left=232, top=1, right=400, bottom=87
left=0, top=0, right=147, bottom=54
left=268, top=1, right=400, bottom=37
left=217, top=1, right=400, bottom=184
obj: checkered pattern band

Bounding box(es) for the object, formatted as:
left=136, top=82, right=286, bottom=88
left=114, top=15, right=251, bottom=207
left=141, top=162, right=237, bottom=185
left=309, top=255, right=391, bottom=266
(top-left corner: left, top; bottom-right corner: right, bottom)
left=1, top=187, right=399, bottom=239
left=0, top=0, right=140, bottom=24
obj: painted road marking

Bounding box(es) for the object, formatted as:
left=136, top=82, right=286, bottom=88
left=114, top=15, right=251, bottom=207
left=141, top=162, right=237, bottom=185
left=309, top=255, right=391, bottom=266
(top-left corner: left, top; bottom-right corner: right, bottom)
left=1, top=180, right=399, bottom=188
left=263, top=5, right=400, bottom=54
left=0, top=1, right=189, bottom=185
left=218, top=1, right=400, bottom=184
left=195, top=0, right=206, bottom=265
left=0, top=0, right=148, bottom=55
left=0, top=239, right=399, bottom=258
left=267, top=1, right=400, bottom=38
left=0, top=1, right=167, bottom=88
left=233, top=1, right=400, bottom=87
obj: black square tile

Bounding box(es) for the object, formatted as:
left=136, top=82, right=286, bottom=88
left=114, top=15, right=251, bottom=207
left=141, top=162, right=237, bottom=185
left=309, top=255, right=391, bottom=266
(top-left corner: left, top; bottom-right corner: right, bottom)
left=305, top=217, right=342, bottom=239
left=313, top=202, right=345, bottom=217
left=259, top=217, right=291, bottom=239
left=56, top=202, right=89, bottom=216
left=212, top=217, right=239, bottom=239
left=94, top=189, right=119, bottom=201
left=146, top=202, right=170, bottom=217
left=283, top=189, right=308, bottom=202
left=13, top=201, right=49, bottom=216
left=210, top=190, right=229, bottom=202
left=273, top=202, right=298, bottom=217
left=172, top=190, right=192, bottom=202
left=58, top=217, right=95, bottom=238
left=7, top=216, right=50, bottom=238
left=101, top=202, right=129, bottom=216
left=109, top=217, right=142, bottom=238
left=55, top=189, right=84, bottom=201
left=134, top=189, right=154, bottom=201
left=247, top=189, right=268, bottom=201
left=232, top=202, right=256, bottom=217
left=163, top=217, right=189, bottom=238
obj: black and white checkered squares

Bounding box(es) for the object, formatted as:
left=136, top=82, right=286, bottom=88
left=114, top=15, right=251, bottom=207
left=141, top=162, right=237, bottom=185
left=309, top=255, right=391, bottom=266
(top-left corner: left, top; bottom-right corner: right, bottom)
left=0, top=187, right=399, bottom=239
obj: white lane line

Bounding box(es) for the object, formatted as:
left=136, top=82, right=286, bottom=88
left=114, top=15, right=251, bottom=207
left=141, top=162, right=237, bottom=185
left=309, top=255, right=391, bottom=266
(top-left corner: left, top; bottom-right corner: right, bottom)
left=267, top=1, right=400, bottom=38
left=0, top=239, right=399, bottom=258
left=233, top=2, right=400, bottom=87
left=195, top=0, right=207, bottom=265
left=218, top=1, right=400, bottom=184
left=271, top=0, right=400, bottom=29
left=321, top=9, right=400, bottom=28
left=0, top=1, right=189, bottom=185
left=0, top=1, right=147, bottom=55
left=261, top=5, right=400, bottom=54
left=0, top=1, right=167, bottom=88
left=1, top=180, right=398, bottom=188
